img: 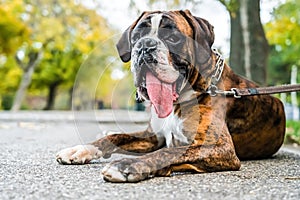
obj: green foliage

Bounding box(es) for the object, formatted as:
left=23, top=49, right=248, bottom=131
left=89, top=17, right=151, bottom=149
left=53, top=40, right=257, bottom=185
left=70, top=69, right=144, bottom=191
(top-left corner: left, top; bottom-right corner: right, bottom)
left=267, top=47, right=291, bottom=85
left=265, top=0, right=300, bottom=85
left=285, top=120, right=300, bottom=144
left=26, top=0, right=115, bottom=91
left=0, top=0, right=29, bottom=55
left=0, top=56, right=22, bottom=92
left=1, top=94, right=14, bottom=110
left=0, top=0, right=117, bottom=110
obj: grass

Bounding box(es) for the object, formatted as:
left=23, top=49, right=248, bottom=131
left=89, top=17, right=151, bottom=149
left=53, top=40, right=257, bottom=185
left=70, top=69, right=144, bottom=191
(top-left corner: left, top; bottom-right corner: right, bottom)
left=285, top=121, right=300, bottom=145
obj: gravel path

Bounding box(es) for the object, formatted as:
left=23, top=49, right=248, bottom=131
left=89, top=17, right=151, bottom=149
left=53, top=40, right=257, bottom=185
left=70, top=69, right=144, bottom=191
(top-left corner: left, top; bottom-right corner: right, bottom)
left=0, top=111, right=299, bottom=200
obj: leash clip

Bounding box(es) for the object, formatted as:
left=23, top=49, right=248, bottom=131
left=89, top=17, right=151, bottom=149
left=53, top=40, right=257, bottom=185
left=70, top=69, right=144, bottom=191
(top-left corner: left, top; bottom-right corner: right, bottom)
left=207, top=86, right=241, bottom=98
left=230, top=88, right=241, bottom=98
left=207, top=85, right=218, bottom=97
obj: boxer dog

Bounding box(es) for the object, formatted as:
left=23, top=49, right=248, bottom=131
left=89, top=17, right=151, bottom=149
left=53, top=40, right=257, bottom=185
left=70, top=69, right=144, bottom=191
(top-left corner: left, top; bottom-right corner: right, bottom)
left=56, top=10, right=286, bottom=182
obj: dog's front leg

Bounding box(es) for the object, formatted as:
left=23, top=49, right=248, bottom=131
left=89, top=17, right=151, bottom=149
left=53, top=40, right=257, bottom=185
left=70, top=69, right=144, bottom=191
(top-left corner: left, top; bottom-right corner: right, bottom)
left=102, top=138, right=240, bottom=183
left=102, top=122, right=241, bottom=183
left=56, top=129, right=164, bottom=165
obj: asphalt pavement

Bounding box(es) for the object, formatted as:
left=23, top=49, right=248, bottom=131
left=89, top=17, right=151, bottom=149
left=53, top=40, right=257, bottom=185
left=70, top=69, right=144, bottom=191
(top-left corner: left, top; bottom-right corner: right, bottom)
left=0, top=111, right=300, bottom=200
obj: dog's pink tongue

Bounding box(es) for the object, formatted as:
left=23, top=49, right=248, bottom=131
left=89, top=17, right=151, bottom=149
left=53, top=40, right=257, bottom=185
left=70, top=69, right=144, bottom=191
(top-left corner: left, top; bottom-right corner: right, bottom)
left=146, top=72, right=177, bottom=118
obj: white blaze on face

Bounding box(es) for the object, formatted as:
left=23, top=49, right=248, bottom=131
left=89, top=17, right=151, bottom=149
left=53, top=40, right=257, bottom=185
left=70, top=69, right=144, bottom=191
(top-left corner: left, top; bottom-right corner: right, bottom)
left=130, top=14, right=162, bottom=78
left=133, top=12, right=180, bottom=118
left=150, top=14, right=163, bottom=36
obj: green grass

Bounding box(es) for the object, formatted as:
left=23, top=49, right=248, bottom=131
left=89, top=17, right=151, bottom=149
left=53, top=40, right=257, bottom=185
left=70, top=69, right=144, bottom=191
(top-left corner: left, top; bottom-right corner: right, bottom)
left=285, top=121, right=300, bottom=145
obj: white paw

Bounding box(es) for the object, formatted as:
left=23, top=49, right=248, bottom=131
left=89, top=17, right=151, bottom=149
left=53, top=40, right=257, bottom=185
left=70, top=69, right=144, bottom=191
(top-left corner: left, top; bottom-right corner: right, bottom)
left=56, top=145, right=102, bottom=165
left=102, top=164, right=127, bottom=182
left=101, top=159, right=152, bottom=183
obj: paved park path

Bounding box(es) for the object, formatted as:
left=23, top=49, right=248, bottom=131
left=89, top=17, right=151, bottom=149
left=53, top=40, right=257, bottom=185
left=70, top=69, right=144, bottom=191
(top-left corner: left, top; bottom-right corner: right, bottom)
left=0, top=111, right=299, bottom=200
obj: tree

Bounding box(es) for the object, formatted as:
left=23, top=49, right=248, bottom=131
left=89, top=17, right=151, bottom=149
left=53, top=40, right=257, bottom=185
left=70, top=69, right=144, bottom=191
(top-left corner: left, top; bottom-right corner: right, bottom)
left=31, top=49, right=82, bottom=110
left=27, top=0, right=114, bottom=110
left=0, top=0, right=29, bottom=109
left=265, top=0, right=300, bottom=85
left=0, top=57, right=22, bottom=109
left=2, top=0, right=114, bottom=110
left=265, top=0, right=300, bottom=116
left=219, top=0, right=268, bottom=85
left=12, top=45, right=44, bottom=111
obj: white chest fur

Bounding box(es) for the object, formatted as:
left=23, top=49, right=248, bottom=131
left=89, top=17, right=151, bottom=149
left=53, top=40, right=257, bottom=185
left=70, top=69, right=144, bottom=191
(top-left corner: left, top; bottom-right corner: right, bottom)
left=150, top=106, right=188, bottom=147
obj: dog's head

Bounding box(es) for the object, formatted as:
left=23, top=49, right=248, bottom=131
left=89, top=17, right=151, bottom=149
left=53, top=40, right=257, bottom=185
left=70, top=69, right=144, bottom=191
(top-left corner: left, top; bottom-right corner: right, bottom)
left=117, top=10, right=215, bottom=118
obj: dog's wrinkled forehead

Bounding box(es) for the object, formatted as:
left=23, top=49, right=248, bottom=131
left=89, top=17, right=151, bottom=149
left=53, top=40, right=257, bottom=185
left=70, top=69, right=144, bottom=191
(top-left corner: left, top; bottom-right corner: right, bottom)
left=116, top=10, right=215, bottom=63
left=132, top=12, right=192, bottom=38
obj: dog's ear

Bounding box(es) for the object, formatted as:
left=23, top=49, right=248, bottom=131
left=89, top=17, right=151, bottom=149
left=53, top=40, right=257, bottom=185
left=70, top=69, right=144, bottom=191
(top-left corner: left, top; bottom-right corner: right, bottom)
left=179, top=10, right=215, bottom=47
left=116, top=12, right=147, bottom=63
left=194, top=17, right=215, bottom=47
left=116, top=26, right=132, bottom=63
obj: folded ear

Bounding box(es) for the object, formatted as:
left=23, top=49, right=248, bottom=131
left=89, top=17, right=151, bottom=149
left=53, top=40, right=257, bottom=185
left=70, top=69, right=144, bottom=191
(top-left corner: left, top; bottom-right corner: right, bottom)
left=116, top=12, right=147, bottom=63
left=194, top=17, right=215, bottom=47
left=116, top=26, right=132, bottom=62
left=179, top=9, right=215, bottom=48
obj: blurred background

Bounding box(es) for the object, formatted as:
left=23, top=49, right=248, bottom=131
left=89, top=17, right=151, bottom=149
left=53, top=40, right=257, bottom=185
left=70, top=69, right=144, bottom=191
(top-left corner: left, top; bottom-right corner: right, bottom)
left=0, top=0, right=299, bottom=124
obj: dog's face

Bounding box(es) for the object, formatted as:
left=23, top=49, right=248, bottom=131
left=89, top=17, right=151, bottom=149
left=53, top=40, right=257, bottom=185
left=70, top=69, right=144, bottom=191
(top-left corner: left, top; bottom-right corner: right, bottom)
left=117, top=10, right=215, bottom=118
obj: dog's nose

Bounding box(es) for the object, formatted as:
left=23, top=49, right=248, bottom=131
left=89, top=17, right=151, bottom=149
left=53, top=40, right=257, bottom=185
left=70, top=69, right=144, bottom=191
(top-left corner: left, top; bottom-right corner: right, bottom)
left=137, top=38, right=158, bottom=53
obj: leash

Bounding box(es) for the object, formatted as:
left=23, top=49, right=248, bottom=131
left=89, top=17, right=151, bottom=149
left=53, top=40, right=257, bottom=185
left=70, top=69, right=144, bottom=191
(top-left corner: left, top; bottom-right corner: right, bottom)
left=207, top=84, right=300, bottom=98
left=207, top=48, right=300, bottom=98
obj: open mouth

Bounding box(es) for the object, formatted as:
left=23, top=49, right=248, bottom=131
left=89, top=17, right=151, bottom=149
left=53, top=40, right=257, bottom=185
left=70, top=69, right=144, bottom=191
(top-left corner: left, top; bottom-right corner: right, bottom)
left=137, top=70, right=179, bottom=118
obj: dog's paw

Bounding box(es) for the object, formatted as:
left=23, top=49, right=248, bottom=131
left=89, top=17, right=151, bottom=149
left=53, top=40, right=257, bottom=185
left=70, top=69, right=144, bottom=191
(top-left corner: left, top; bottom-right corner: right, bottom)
left=101, top=158, right=153, bottom=183
left=56, top=145, right=102, bottom=165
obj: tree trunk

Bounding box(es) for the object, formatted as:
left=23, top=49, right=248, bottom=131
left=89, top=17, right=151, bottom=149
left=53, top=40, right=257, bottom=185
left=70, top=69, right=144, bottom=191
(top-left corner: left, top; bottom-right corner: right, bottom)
left=290, top=65, right=299, bottom=120
left=228, top=0, right=268, bottom=85
left=229, top=4, right=245, bottom=77
left=67, top=87, right=73, bottom=110
left=247, top=0, right=268, bottom=86
left=11, top=51, right=43, bottom=111
left=44, top=82, right=59, bottom=110
left=240, top=0, right=252, bottom=80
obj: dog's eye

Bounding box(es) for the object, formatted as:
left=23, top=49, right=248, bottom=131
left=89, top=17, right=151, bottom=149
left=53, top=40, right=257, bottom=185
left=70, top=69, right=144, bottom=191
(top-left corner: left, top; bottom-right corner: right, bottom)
left=131, top=32, right=141, bottom=44
left=166, top=35, right=180, bottom=44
